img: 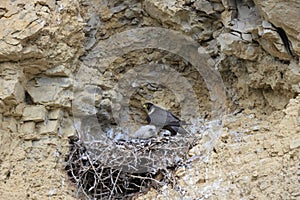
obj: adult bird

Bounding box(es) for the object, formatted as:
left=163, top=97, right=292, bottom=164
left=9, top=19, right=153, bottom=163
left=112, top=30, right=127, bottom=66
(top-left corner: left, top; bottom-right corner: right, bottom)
left=143, top=102, right=189, bottom=135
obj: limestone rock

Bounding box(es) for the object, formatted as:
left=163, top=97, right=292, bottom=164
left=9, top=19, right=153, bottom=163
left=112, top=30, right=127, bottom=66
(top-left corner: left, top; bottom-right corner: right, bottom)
left=20, top=121, right=36, bottom=134
left=26, top=77, right=73, bottom=107
left=212, top=2, right=225, bottom=12
left=0, top=80, right=24, bottom=106
left=1, top=117, right=18, bottom=132
left=254, top=0, right=300, bottom=56
left=263, top=90, right=291, bottom=110
left=37, top=120, right=59, bottom=135
left=0, top=66, right=25, bottom=109
left=194, top=0, right=215, bottom=15
left=11, top=103, right=25, bottom=117
left=221, top=0, right=294, bottom=60
left=290, top=138, right=300, bottom=149
left=27, top=86, right=62, bottom=103
left=143, top=0, right=190, bottom=30
left=72, top=84, right=102, bottom=116
left=0, top=0, right=84, bottom=65
left=48, top=109, right=63, bottom=120
left=218, top=32, right=259, bottom=60
left=0, top=0, right=299, bottom=199
left=44, top=65, right=72, bottom=77
left=286, top=61, right=300, bottom=93
left=0, top=1, right=46, bottom=61
left=22, top=105, right=47, bottom=122
left=0, top=0, right=84, bottom=199
left=99, top=6, right=113, bottom=21
left=60, top=116, right=76, bottom=138
left=255, top=25, right=291, bottom=60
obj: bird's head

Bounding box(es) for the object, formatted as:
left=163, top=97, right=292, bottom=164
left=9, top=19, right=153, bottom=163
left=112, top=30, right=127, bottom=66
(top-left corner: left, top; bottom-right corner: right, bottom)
left=142, top=102, right=153, bottom=111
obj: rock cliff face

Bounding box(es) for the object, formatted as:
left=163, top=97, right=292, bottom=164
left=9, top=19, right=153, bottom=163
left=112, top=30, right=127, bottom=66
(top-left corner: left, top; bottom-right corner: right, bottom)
left=0, top=0, right=299, bottom=199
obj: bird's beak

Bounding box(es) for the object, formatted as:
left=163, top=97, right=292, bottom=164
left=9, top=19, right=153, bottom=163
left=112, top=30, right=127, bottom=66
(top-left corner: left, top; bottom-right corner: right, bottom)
left=142, top=104, right=147, bottom=109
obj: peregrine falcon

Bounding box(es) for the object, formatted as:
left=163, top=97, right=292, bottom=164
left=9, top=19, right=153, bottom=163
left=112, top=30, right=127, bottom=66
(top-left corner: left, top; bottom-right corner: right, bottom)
left=143, top=102, right=189, bottom=135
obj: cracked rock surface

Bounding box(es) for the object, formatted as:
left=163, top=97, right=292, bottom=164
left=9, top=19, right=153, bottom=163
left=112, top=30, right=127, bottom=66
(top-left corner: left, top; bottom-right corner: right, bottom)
left=0, top=0, right=299, bottom=199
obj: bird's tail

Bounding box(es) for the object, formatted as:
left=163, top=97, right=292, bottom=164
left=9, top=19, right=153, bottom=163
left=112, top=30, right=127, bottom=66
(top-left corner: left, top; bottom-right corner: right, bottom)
left=180, top=121, right=192, bottom=126
left=166, top=121, right=191, bottom=126
left=177, top=126, right=189, bottom=135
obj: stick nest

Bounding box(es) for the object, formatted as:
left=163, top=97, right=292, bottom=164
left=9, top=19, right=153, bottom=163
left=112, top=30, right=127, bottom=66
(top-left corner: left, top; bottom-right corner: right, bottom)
left=65, top=133, right=200, bottom=199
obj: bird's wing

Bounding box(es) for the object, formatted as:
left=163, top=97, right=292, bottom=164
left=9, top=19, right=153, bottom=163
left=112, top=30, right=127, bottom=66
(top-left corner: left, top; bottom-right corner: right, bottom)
left=165, top=111, right=182, bottom=126
left=148, top=105, right=185, bottom=127
left=168, top=112, right=189, bottom=125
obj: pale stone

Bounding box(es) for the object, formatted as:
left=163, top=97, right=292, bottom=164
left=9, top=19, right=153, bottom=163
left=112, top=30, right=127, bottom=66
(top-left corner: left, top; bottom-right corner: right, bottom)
left=262, top=20, right=273, bottom=29
left=27, top=86, right=72, bottom=107
left=254, top=0, right=300, bottom=56
left=11, top=103, right=25, bottom=117
left=45, top=65, right=71, bottom=77
left=143, top=0, right=189, bottom=30
left=48, top=109, right=63, bottom=120
left=0, top=114, right=2, bottom=129
left=38, top=120, right=59, bottom=134
left=60, top=117, right=76, bottom=138
left=290, top=138, right=300, bottom=149
left=263, top=90, right=291, bottom=110
left=72, top=85, right=102, bottom=116
left=124, top=9, right=135, bottom=19
left=242, top=33, right=252, bottom=42
left=0, top=5, right=45, bottom=61
left=218, top=32, right=259, bottom=60
left=34, top=77, right=72, bottom=88
left=23, top=105, right=47, bottom=122
left=25, top=77, right=73, bottom=106
left=2, top=117, right=18, bottom=132
left=99, top=6, right=113, bottom=21
left=212, top=2, right=225, bottom=12
left=256, top=27, right=291, bottom=60
left=27, top=86, right=60, bottom=103
left=194, top=0, right=215, bottom=15
left=20, top=121, right=36, bottom=134
left=0, top=73, right=24, bottom=105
